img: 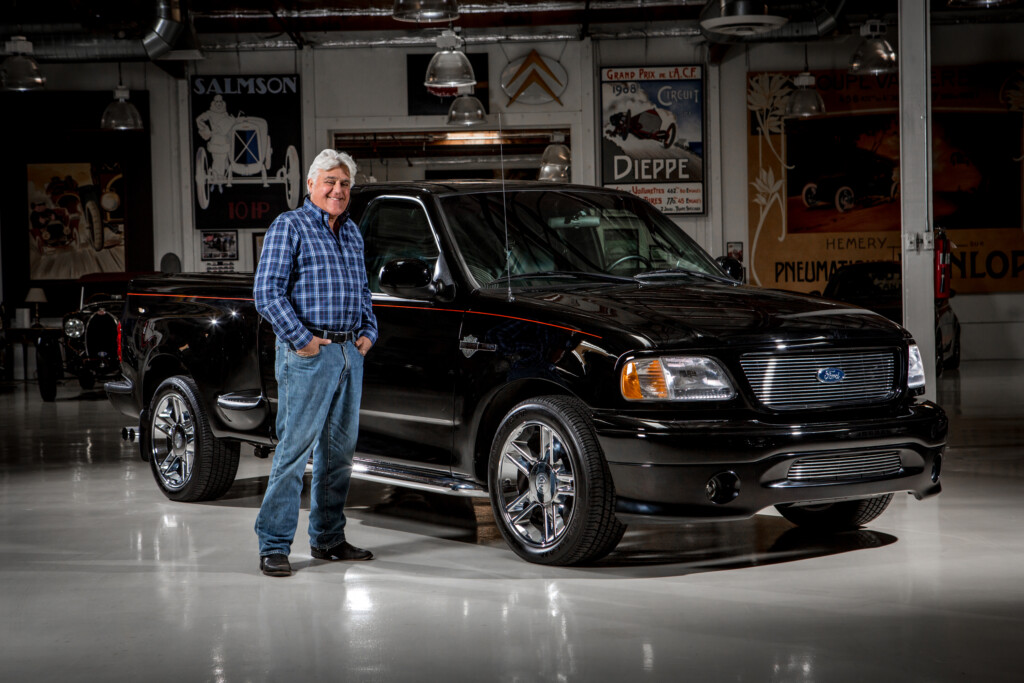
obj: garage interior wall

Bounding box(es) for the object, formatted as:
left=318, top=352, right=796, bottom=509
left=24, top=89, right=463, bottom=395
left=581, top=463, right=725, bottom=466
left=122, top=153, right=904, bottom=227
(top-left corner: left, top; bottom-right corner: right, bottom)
left=1, top=21, right=1020, bottom=360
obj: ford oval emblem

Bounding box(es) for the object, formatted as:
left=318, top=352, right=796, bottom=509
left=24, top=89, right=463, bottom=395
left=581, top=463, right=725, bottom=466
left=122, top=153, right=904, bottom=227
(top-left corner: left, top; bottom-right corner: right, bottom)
left=817, top=367, right=846, bottom=384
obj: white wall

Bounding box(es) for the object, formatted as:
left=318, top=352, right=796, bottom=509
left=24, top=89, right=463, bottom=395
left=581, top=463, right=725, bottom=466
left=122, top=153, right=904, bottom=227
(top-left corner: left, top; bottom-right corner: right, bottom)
left=8, top=22, right=1021, bottom=358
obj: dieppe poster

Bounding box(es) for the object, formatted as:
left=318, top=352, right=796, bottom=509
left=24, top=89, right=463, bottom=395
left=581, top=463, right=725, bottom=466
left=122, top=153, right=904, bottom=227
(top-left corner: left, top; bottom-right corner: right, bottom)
left=600, top=65, right=705, bottom=215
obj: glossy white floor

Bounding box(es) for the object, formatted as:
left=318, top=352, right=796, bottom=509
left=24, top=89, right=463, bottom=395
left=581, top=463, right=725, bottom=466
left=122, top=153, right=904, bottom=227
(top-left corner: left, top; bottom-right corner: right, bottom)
left=0, top=362, right=1021, bottom=682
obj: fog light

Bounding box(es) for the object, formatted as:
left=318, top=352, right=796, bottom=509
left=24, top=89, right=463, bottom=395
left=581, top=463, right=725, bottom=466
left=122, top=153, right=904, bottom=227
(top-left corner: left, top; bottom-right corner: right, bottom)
left=705, top=471, right=741, bottom=504
left=931, top=453, right=942, bottom=483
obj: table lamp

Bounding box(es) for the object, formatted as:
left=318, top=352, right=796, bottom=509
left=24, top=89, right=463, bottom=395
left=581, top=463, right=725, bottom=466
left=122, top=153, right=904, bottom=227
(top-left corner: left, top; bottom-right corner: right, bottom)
left=24, top=287, right=46, bottom=327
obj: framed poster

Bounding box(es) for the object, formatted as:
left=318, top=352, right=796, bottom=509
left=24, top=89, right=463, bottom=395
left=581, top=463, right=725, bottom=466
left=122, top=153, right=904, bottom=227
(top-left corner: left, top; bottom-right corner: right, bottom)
left=252, top=231, right=266, bottom=270
left=190, top=75, right=303, bottom=230
left=600, top=65, right=705, bottom=214
left=27, top=161, right=126, bottom=280
left=201, top=230, right=238, bottom=261
left=746, top=64, right=1024, bottom=295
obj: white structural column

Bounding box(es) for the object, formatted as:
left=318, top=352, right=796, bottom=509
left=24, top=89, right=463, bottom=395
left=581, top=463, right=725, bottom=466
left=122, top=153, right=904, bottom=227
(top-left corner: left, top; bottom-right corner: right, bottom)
left=899, top=0, right=936, bottom=401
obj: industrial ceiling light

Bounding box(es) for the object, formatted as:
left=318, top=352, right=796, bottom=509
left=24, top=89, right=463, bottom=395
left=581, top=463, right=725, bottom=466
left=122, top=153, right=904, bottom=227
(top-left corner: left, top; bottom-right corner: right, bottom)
left=1, top=35, right=45, bottom=91
left=786, top=45, right=826, bottom=118
left=425, top=28, right=475, bottom=94
left=101, top=64, right=143, bottom=130
left=393, top=0, right=459, bottom=22
left=699, top=0, right=787, bottom=36
left=849, top=20, right=897, bottom=75
left=538, top=140, right=570, bottom=181
left=446, top=94, right=485, bottom=126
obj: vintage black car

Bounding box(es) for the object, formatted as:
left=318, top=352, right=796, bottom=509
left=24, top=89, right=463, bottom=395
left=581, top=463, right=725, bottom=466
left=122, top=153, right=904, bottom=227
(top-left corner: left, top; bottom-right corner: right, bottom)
left=36, top=273, right=134, bottom=401
left=822, top=261, right=961, bottom=373
left=106, top=181, right=945, bottom=566
left=800, top=147, right=899, bottom=213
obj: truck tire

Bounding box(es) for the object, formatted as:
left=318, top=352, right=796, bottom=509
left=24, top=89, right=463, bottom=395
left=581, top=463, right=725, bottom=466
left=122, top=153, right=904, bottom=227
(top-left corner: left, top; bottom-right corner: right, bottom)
left=488, top=395, right=625, bottom=566
left=145, top=375, right=239, bottom=502
left=775, top=494, right=894, bottom=531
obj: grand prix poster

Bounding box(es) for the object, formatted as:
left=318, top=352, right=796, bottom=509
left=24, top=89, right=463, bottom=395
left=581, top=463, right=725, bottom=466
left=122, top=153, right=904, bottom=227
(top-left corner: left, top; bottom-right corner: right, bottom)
left=600, top=65, right=705, bottom=215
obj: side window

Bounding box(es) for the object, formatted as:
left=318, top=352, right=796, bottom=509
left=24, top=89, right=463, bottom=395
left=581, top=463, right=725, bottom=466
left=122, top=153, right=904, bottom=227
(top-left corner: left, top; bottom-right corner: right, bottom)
left=359, top=199, right=440, bottom=293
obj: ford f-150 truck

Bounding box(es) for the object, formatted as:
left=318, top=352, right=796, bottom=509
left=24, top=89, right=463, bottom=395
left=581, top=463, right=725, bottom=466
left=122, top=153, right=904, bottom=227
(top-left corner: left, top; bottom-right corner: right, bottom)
left=106, top=181, right=946, bottom=566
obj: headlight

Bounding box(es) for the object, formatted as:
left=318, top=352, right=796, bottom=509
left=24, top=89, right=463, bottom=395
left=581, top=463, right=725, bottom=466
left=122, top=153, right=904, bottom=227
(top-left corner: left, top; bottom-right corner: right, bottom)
left=64, top=317, right=85, bottom=338
left=907, top=344, right=926, bottom=390
left=621, top=356, right=736, bottom=401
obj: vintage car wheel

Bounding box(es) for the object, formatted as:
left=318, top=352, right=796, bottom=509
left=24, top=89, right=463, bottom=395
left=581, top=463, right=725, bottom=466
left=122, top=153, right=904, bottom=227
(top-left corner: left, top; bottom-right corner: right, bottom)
left=83, top=199, right=104, bottom=251
left=488, top=396, right=625, bottom=566
left=35, top=344, right=62, bottom=402
left=662, top=123, right=677, bottom=148
left=78, top=374, right=96, bottom=391
left=145, top=376, right=239, bottom=502
left=195, top=149, right=211, bottom=210
left=801, top=182, right=819, bottom=208
left=775, top=494, right=893, bottom=531
left=834, top=186, right=855, bottom=213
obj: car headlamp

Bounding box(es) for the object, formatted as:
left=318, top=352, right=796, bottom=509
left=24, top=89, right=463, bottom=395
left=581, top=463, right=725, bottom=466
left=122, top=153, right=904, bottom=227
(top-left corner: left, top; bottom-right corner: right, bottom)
left=64, top=317, right=85, bottom=338
left=907, top=344, right=926, bottom=390
left=621, top=356, right=736, bottom=401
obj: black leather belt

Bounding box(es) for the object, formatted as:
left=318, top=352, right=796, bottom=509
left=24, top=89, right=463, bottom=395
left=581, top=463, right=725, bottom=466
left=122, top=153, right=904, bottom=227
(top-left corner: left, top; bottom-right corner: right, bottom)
left=309, top=327, right=356, bottom=344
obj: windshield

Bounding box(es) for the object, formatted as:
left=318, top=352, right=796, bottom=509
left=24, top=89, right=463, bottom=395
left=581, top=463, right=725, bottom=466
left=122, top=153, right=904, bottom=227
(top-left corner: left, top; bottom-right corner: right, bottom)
left=440, top=189, right=724, bottom=287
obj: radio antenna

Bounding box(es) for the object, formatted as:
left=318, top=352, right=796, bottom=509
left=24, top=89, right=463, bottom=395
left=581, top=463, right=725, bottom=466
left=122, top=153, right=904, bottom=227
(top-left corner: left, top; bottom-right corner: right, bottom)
left=499, top=112, right=514, bottom=303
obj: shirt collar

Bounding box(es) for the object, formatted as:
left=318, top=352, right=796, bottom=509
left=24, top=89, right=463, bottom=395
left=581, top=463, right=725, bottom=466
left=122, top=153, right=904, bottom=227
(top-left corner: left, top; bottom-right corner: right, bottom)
left=301, top=195, right=350, bottom=227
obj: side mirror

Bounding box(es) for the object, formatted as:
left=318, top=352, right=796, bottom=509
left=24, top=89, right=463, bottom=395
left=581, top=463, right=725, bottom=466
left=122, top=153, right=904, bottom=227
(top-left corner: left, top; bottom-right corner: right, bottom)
left=716, top=256, right=744, bottom=282
left=379, top=258, right=451, bottom=301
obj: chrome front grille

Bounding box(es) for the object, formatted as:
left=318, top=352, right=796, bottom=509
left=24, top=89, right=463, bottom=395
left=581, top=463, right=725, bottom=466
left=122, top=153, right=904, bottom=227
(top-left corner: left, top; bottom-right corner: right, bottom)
left=740, top=351, right=897, bottom=410
left=787, top=451, right=903, bottom=483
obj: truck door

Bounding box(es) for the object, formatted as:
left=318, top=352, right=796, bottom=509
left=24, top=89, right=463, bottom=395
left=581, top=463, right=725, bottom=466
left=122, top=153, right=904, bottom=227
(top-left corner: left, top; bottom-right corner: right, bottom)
left=357, top=196, right=460, bottom=471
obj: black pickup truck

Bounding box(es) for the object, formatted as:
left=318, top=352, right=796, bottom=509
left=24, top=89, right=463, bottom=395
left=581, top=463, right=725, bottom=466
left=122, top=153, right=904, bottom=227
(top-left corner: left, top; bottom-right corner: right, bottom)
left=106, top=181, right=946, bottom=566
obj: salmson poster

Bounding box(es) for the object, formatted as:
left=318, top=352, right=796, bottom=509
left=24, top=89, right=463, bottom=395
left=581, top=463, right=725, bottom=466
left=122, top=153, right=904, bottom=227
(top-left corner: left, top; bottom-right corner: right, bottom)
left=600, top=65, right=705, bottom=215
left=190, top=75, right=303, bottom=230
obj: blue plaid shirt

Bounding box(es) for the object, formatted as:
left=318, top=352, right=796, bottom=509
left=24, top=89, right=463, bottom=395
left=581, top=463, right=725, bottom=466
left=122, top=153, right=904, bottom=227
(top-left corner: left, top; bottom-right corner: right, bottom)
left=254, top=197, right=377, bottom=351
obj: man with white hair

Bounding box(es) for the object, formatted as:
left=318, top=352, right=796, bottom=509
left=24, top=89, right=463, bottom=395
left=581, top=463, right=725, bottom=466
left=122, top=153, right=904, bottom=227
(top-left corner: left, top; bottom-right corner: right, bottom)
left=253, top=148, right=377, bottom=577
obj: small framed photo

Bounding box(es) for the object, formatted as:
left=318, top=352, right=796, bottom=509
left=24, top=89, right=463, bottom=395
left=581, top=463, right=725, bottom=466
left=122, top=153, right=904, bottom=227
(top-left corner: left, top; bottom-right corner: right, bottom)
left=252, top=232, right=266, bottom=270
left=726, top=241, right=744, bottom=263
left=201, top=230, right=238, bottom=261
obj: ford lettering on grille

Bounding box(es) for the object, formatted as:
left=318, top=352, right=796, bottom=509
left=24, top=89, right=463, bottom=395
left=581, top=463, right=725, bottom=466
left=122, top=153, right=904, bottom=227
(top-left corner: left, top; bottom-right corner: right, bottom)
left=817, top=367, right=846, bottom=384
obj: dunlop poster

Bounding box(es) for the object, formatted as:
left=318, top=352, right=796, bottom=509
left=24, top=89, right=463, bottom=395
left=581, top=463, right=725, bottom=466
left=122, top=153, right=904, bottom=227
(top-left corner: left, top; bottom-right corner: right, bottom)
left=601, top=66, right=705, bottom=214
left=746, top=65, right=1024, bottom=294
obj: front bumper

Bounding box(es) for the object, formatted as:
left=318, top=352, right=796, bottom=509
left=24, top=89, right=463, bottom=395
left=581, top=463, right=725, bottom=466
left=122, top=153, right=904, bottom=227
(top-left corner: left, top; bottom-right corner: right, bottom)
left=595, top=401, right=946, bottom=522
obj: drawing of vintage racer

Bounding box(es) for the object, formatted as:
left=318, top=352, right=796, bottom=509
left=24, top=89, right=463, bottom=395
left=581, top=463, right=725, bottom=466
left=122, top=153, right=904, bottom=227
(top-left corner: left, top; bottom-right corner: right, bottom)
left=29, top=174, right=113, bottom=254
left=608, top=108, right=677, bottom=148
left=195, top=94, right=301, bottom=210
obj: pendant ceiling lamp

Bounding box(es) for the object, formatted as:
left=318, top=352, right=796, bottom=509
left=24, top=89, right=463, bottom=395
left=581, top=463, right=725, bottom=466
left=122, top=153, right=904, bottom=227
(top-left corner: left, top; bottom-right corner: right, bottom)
left=699, top=0, right=787, bottom=36
left=786, top=45, right=825, bottom=118
left=425, top=28, right=475, bottom=95
left=538, top=141, right=570, bottom=181
left=101, top=64, right=143, bottom=130
left=393, top=0, right=459, bottom=22
left=849, top=20, right=897, bottom=76
left=446, top=94, right=485, bottom=126
left=947, top=0, right=1017, bottom=6
left=1, top=35, right=45, bottom=91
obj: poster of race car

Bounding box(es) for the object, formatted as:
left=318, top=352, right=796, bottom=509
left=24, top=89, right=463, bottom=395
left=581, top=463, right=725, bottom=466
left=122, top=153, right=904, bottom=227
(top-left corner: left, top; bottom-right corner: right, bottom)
left=27, top=162, right=126, bottom=280
left=190, top=75, right=303, bottom=230
left=600, top=65, right=705, bottom=214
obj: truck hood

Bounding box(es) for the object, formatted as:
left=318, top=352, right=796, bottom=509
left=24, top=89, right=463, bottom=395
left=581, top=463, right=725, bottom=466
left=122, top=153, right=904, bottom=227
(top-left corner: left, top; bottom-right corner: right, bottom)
left=479, top=280, right=907, bottom=349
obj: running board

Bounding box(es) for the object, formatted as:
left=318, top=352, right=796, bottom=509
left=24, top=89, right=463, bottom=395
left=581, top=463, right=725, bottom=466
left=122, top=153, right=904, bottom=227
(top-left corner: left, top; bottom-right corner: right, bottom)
left=351, top=458, right=488, bottom=498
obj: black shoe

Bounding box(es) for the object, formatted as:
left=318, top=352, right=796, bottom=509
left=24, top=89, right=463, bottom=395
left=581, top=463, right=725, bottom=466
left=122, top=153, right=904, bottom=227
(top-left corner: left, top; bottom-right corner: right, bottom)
left=311, top=541, right=374, bottom=562
left=259, top=553, right=292, bottom=577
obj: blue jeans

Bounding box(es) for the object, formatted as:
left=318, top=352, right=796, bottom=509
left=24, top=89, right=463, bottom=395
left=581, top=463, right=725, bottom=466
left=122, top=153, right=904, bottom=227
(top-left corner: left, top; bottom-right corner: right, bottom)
left=255, top=338, right=364, bottom=556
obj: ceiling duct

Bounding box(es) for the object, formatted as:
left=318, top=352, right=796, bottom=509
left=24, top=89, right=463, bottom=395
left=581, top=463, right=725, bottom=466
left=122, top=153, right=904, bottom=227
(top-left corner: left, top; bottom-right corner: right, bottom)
left=10, top=0, right=184, bottom=62
left=700, top=0, right=848, bottom=43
